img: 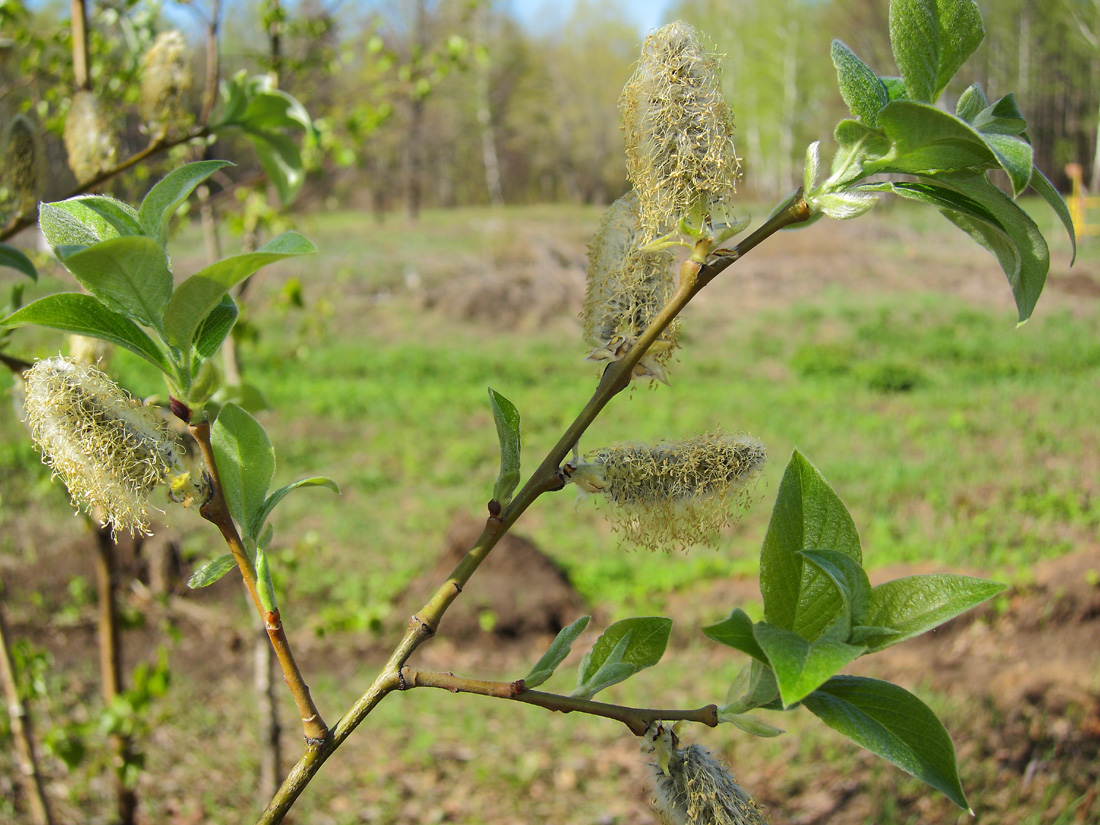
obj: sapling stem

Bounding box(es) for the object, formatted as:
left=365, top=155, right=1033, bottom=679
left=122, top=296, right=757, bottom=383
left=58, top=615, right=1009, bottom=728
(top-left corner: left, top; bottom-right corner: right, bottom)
left=0, top=595, right=53, bottom=825
left=93, top=524, right=137, bottom=825
left=188, top=420, right=329, bottom=743
left=256, top=191, right=810, bottom=825
left=399, top=667, right=719, bottom=735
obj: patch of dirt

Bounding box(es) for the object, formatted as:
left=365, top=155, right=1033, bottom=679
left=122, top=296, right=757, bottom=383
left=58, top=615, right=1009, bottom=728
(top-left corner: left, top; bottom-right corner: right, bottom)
left=418, top=233, right=586, bottom=330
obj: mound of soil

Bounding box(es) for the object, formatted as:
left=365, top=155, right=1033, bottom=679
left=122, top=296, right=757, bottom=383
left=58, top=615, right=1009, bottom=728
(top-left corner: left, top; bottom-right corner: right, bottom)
left=398, top=515, right=588, bottom=645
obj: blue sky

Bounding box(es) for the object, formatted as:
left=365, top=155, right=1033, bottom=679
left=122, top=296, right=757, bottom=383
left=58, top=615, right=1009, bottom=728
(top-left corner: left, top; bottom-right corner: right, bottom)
left=504, top=0, right=672, bottom=36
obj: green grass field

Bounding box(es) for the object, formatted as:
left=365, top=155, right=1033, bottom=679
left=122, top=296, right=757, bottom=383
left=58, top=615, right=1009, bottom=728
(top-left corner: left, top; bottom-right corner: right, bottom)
left=0, top=200, right=1096, bottom=824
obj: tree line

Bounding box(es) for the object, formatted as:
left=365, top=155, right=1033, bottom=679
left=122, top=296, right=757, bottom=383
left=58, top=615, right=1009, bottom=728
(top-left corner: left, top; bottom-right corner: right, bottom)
left=3, top=0, right=1099, bottom=223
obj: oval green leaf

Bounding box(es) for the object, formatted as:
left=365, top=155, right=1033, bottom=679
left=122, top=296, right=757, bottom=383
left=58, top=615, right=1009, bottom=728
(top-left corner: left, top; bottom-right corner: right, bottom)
left=210, top=402, right=275, bottom=533
left=804, top=675, right=970, bottom=811
left=524, top=615, right=591, bottom=689
left=56, top=237, right=172, bottom=329
left=1, top=293, right=172, bottom=373
left=138, top=160, right=234, bottom=246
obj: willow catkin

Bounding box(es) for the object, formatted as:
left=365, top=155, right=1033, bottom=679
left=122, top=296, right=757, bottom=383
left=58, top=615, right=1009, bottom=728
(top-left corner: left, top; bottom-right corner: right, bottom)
left=2, top=113, right=43, bottom=217
left=582, top=189, right=678, bottom=372
left=23, top=357, right=186, bottom=537
left=139, top=30, right=193, bottom=133
left=651, top=742, right=769, bottom=825
left=620, top=22, right=740, bottom=241
left=63, top=91, right=118, bottom=183
left=566, top=431, right=767, bottom=551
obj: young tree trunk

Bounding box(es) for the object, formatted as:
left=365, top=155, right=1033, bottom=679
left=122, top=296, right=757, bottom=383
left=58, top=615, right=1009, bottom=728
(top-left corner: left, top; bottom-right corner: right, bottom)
left=93, top=530, right=137, bottom=825
left=0, top=599, right=53, bottom=825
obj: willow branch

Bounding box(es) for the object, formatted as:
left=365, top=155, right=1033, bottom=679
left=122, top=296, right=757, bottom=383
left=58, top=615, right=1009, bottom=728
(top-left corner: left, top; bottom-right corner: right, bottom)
left=188, top=419, right=328, bottom=743
left=400, top=668, right=719, bottom=736
left=256, top=190, right=813, bottom=824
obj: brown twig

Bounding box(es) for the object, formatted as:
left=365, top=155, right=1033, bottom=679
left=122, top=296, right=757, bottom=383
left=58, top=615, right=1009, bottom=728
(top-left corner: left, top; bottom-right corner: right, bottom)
left=188, top=419, right=329, bottom=743
left=399, top=668, right=719, bottom=736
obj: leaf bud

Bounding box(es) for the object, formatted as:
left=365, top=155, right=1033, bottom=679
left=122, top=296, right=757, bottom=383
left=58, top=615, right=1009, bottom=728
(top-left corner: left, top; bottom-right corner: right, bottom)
left=620, top=22, right=740, bottom=241
left=22, top=357, right=204, bottom=537
left=565, top=431, right=767, bottom=551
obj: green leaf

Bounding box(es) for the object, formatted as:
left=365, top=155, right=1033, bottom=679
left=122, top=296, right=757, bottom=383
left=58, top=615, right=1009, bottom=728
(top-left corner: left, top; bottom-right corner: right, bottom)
left=39, top=197, right=140, bottom=248
left=253, top=539, right=277, bottom=612
left=1029, top=166, right=1076, bottom=264
left=1, top=293, right=172, bottom=373
left=934, top=172, right=1049, bottom=322
left=138, top=161, right=234, bottom=246
left=830, top=120, right=892, bottom=188
left=69, top=196, right=144, bottom=237
left=871, top=101, right=995, bottom=176
left=243, top=129, right=305, bottom=206
left=831, top=40, right=888, bottom=127
left=0, top=243, right=36, bottom=280
left=573, top=617, right=672, bottom=700
left=954, top=83, right=988, bottom=123
left=488, top=388, right=521, bottom=508
left=888, top=0, right=984, bottom=103
left=860, top=181, right=1002, bottom=228
left=249, top=476, right=340, bottom=541
left=753, top=623, right=864, bottom=707
left=56, top=237, right=172, bottom=329
left=187, top=554, right=238, bottom=588
left=804, top=676, right=970, bottom=811
left=851, top=574, right=1005, bottom=653
left=981, top=132, right=1033, bottom=198
left=702, top=608, right=769, bottom=664
left=164, top=231, right=316, bottom=350
left=193, top=295, right=239, bottom=359
left=210, top=403, right=275, bottom=533
left=759, top=451, right=861, bottom=640
left=524, top=616, right=591, bottom=689
left=721, top=661, right=781, bottom=714
left=719, top=710, right=785, bottom=738
left=971, top=93, right=1027, bottom=136
left=798, top=549, right=872, bottom=635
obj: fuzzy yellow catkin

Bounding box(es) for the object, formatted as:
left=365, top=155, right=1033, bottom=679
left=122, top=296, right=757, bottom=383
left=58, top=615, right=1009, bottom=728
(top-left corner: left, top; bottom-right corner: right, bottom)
left=63, top=91, right=118, bottom=183
left=651, top=743, right=769, bottom=825
left=139, top=30, right=193, bottom=133
left=1, top=113, right=43, bottom=217
left=567, top=431, right=767, bottom=552
left=620, top=21, right=740, bottom=241
left=23, top=357, right=184, bottom=537
left=582, top=189, right=678, bottom=371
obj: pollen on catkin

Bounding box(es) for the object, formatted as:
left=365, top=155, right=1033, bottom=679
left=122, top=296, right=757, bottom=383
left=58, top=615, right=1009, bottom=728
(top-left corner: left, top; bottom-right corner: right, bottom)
left=1, top=113, right=43, bottom=217
left=64, top=91, right=118, bottom=183
left=23, top=357, right=186, bottom=537
left=649, top=739, right=769, bottom=825
left=139, top=30, right=193, bottom=133
left=620, top=21, right=740, bottom=241
left=582, top=189, right=678, bottom=376
left=566, top=431, right=767, bottom=552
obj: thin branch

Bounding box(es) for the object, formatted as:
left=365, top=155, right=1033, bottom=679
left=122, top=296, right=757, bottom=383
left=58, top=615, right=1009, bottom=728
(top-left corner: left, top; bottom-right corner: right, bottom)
left=255, top=191, right=813, bottom=824
left=399, top=668, right=719, bottom=736
left=0, top=127, right=212, bottom=242
left=189, top=419, right=329, bottom=744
